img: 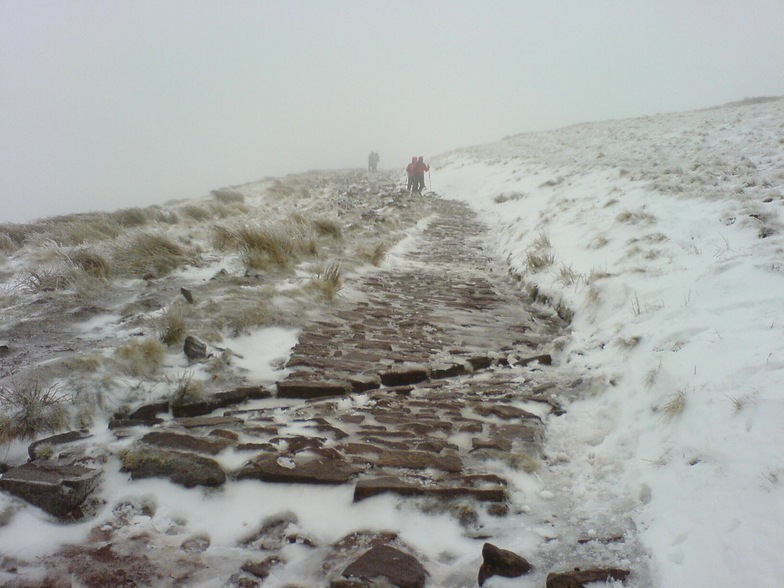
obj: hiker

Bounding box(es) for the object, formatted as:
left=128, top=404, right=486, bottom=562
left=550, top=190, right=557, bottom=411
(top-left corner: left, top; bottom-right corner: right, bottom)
left=413, top=156, right=429, bottom=194
left=405, top=156, right=417, bottom=192
left=368, top=151, right=379, bottom=171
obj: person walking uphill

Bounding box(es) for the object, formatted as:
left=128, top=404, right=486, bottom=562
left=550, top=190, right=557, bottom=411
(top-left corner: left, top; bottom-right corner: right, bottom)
left=414, top=156, right=429, bottom=194
left=406, top=156, right=417, bottom=193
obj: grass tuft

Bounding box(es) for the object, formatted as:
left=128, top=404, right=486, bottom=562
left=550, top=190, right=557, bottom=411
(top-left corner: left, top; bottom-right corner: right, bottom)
left=113, top=232, right=190, bottom=278
left=0, top=380, right=72, bottom=443
left=158, top=304, right=188, bottom=345
left=662, top=389, right=687, bottom=422
left=114, top=339, right=166, bottom=378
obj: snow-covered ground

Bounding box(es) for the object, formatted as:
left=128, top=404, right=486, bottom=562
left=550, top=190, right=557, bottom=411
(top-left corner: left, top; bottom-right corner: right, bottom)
left=434, top=97, right=784, bottom=586
left=0, top=98, right=781, bottom=587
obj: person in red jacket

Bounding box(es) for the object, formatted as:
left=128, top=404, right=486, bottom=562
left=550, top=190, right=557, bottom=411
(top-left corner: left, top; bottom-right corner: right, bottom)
left=405, top=156, right=417, bottom=193
left=413, top=156, right=429, bottom=194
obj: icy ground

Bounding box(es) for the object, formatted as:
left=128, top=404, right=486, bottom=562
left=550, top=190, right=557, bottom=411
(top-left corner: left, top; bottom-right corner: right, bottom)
left=0, top=96, right=782, bottom=587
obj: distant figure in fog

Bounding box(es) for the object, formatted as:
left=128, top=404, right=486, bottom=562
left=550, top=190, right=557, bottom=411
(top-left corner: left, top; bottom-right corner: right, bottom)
left=368, top=151, right=380, bottom=171
left=405, top=156, right=417, bottom=193
left=413, top=156, right=429, bottom=194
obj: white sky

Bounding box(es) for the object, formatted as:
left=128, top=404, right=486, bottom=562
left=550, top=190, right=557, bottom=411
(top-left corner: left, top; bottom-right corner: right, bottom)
left=2, top=0, right=783, bottom=223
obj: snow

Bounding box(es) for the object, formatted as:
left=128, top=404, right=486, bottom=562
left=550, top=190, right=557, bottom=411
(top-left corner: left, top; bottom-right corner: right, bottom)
left=434, top=98, right=784, bottom=586
left=1, top=98, right=782, bottom=586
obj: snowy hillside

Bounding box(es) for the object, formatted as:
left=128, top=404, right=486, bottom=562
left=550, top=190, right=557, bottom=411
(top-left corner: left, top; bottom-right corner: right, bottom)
left=434, top=97, right=784, bottom=587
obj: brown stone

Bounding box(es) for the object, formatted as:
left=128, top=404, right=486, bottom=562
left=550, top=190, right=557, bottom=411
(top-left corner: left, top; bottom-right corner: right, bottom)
left=353, top=476, right=506, bottom=503
left=339, top=544, right=426, bottom=588
left=140, top=431, right=232, bottom=455
left=478, top=542, right=533, bottom=586
left=277, top=379, right=352, bottom=399
left=546, top=568, right=630, bottom=587
left=128, top=401, right=170, bottom=422
left=236, top=453, right=363, bottom=485
left=121, top=448, right=226, bottom=487
left=28, top=430, right=92, bottom=461
left=0, top=462, right=101, bottom=517
left=378, top=366, right=430, bottom=387
left=376, top=450, right=462, bottom=472
left=176, top=415, right=244, bottom=429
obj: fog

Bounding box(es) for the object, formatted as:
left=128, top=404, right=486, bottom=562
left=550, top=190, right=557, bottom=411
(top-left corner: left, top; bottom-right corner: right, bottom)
left=2, top=0, right=783, bottom=223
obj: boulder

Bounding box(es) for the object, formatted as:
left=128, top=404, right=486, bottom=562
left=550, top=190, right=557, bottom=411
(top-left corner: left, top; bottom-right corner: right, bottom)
left=0, top=462, right=100, bottom=517
left=478, top=542, right=533, bottom=586
left=546, top=568, right=630, bottom=588
left=338, top=544, right=427, bottom=588
left=120, top=448, right=225, bottom=487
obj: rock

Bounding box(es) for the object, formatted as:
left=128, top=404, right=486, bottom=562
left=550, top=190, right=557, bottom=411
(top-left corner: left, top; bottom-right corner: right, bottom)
left=478, top=542, right=533, bottom=586
left=546, top=568, right=631, bottom=587
left=378, top=366, right=430, bottom=387
left=176, top=415, right=244, bottom=429
left=473, top=403, right=540, bottom=420
left=236, top=453, right=363, bottom=485
left=28, top=430, right=92, bottom=461
left=353, top=475, right=506, bottom=503
left=338, top=544, right=427, bottom=588
left=172, top=386, right=269, bottom=417
left=430, top=362, right=470, bottom=379
left=108, top=418, right=163, bottom=430
left=517, top=353, right=552, bottom=367
left=140, top=431, right=233, bottom=455
left=128, top=401, right=170, bottom=422
left=467, top=355, right=493, bottom=371
left=277, top=379, right=353, bottom=399
left=183, top=335, right=208, bottom=361
left=375, top=450, right=462, bottom=473
left=121, top=447, right=226, bottom=487
left=0, top=462, right=101, bottom=517
left=241, top=556, right=283, bottom=579
left=180, top=287, right=194, bottom=303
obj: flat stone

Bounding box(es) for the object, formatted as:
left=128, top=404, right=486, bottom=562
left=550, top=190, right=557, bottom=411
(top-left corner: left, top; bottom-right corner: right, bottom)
left=236, top=453, right=363, bottom=485
left=378, top=366, right=430, bottom=387
left=0, top=462, right=101, bottom=517
left=375, top=450, right=462, bottom=473
left=354, top=476, right=506, bottom=503
left=28, top=430, right=92, bottom=461
left=277, top=379, right=352, bottom=399
left=121, top=447, right=225, bottom=487
left=430, top=362, right=470, bottom=379
left=339, top=544, right=426, bottom=588
left=517, top=353, right=552, bottom=367
left=140, top=431, right=233, bottom=455
left=176, top=415, right=244, bottom=429
left=474, top=404, right=540, bottom=420
left=172, top=386, right=270, bottom=417
left=546, top=568, right=631, bottom=587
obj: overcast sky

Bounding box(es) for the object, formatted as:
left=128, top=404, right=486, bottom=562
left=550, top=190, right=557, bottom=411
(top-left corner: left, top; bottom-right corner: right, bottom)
left=2, top=1, right=783, bottom=223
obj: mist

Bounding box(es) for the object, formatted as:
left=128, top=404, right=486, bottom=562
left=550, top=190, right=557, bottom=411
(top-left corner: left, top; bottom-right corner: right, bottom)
left=2, top=0, right=783, bottom=223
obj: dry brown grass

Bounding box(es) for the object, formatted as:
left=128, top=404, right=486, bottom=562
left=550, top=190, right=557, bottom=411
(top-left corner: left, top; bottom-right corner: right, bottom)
left=65, top=247, right=112, bottom=279
left=112, top=232, right=191, bottom=278
left=0, top=379, right=72, bottom=443
left=158, top=304, right=188, bottom=346
left=114, top=338, right=167, bottom=378
left=308, top=261, right=343, bottom=301
left=313, top=217, right=343, bottom=239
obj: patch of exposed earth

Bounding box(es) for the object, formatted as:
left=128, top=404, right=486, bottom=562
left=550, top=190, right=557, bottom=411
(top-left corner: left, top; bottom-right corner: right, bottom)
left=0, top=171, right=648, bottom=586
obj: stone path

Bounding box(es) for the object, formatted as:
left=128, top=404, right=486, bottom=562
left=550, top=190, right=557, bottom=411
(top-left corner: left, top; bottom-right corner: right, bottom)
left=3, top=192, right=597, bottom=587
